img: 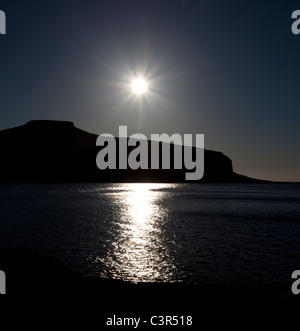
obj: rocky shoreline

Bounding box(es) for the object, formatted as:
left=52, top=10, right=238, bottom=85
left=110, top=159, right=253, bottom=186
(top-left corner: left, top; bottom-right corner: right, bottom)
left=0, top=249, right=298, bottom=329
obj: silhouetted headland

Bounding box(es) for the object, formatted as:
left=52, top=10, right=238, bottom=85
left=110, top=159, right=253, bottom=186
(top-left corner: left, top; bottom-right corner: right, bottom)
left=0, top=120, right=266, bottom=183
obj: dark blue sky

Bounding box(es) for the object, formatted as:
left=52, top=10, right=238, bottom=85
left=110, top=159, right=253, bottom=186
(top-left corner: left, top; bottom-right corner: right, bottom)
left=0, top=0, right=299, bottom=181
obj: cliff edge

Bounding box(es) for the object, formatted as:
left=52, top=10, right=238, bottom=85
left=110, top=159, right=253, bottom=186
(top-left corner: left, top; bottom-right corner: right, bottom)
left=0, top=120, right=264, bottom=183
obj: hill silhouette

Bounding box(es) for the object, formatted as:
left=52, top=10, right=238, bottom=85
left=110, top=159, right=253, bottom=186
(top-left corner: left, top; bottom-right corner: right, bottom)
left=0, top=120, right=264, bottom=183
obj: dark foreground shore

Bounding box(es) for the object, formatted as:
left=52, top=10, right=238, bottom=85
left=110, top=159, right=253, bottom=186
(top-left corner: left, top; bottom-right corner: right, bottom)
left=0, top=249, right=299, bottom=329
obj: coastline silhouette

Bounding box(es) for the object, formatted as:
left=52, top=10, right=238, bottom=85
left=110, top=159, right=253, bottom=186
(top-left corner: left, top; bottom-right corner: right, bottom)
left=0, top=249, right=298, bottom=329
left=0, top=120, right=266, bottom=183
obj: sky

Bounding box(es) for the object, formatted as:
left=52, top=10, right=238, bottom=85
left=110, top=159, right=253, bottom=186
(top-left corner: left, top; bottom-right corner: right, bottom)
left=0, top=0, right=299, bottom=182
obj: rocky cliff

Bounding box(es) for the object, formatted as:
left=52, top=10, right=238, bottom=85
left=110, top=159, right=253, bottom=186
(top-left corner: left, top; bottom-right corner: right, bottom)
left=0, top=120, right=263, bottom=183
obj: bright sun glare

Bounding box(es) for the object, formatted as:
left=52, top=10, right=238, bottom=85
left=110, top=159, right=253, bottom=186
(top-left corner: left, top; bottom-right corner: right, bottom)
left=131, top=78, right=148, bottom=95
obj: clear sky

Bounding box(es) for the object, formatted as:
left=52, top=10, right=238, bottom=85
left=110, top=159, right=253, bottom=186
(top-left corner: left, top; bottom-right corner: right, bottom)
left=0, top=0, right=299, bottom=181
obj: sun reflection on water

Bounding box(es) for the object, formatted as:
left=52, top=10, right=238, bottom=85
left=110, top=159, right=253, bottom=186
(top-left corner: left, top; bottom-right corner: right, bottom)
left=100, top=183, right=177, bottom=283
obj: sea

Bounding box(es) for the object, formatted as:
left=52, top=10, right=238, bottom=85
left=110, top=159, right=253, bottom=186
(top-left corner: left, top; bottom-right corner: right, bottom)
left=0, top=183, right=299, bottom=286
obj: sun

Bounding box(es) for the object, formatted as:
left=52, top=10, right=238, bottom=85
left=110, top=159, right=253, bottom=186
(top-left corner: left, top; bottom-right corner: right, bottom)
left=131, top=78, right=148, bottom=95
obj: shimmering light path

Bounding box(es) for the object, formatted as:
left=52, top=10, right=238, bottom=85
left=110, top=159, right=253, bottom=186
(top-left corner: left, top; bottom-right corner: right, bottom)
left=99, top=184, right=177, bottom=282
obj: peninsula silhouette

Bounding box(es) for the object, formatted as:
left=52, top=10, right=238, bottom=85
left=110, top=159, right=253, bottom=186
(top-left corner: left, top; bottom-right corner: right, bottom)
left=0, top=120, right=265, bottom=183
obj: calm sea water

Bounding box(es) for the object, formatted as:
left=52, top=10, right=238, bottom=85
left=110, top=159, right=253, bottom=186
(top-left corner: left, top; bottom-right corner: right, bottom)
left=0, top=183, right=299, bottom=285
